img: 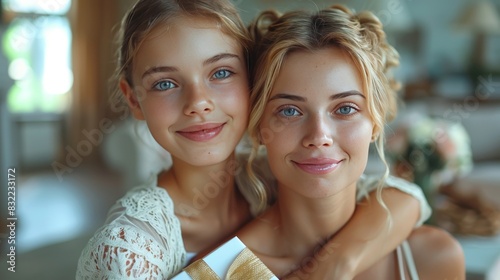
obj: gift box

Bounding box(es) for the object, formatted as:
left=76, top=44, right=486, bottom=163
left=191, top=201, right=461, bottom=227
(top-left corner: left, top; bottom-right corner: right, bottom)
left=172, top=236, right=278, bottom=280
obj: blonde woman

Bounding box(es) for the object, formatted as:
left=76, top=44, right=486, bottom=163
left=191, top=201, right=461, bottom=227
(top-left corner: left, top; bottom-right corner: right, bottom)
left=237, top=5, right=465, bottom=279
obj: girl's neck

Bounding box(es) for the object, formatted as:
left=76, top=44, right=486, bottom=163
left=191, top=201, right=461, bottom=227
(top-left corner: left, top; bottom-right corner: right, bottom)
left=274, top=184, right=357, bottom=260
left=160, top=153, right=242, bottom=218
left=160, top=153, right=251, bottom=253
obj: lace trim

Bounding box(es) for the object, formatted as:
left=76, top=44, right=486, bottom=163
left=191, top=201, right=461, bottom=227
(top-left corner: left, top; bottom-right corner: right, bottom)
left=77, top=177, right=186, bottom=279
left=119, top=184, right=182, bottom=243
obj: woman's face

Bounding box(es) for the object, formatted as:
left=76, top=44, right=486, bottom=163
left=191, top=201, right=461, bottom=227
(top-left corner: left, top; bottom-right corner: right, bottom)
left=122, top=16, right=249, bottom=166
left=259, top=48, right=374, bottom=198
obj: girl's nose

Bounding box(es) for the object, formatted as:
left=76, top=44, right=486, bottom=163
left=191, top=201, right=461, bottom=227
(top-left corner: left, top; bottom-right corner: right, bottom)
left=183, top=82, right=215, bottom=116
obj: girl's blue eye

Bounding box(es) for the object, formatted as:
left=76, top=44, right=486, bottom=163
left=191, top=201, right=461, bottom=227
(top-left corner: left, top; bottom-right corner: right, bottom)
left=337, top=106, right=356, bottom=115
left=213, top=69, right=232, bottom=80
left=279, top=107, right=300, bottom=117
left=154, top=80, right=175, bottom=91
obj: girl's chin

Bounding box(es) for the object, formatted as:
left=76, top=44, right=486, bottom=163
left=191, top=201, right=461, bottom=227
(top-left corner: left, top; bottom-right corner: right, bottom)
left=181, top=150, right=236, bottom=167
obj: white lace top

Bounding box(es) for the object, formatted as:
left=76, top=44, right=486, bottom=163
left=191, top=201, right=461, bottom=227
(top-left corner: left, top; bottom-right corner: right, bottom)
left=76, top=161, right=430, bottom=280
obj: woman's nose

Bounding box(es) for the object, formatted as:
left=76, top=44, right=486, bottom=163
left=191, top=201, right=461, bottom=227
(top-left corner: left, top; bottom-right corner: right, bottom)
left=301, top=115, right=334, bottom=148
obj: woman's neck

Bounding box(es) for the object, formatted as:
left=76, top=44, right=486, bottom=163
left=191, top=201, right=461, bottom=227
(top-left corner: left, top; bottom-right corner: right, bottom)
left=274, top=184, right=357, bottom=260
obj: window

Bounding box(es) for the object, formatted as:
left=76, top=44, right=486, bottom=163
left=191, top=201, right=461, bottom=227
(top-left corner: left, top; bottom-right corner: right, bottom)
left=2, top=0, right=72, bottom=113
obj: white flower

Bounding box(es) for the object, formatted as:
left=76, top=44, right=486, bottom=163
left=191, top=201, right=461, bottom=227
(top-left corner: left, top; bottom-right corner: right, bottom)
left=443, top=121, right=473, bottom=175
left=386, top=113, right=473, bottom=185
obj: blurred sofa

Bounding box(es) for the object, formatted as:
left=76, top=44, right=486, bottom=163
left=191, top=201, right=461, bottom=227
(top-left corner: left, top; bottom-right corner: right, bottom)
left=102, top=118, right=172, bottom=189
left=397, top=97, right=500, bottom=208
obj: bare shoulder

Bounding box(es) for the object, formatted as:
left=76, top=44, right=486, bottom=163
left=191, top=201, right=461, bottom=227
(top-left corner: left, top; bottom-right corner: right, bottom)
left=237, top=210, right=279, bottom=253
left=236, top=210, right=298, bottom=276
left=407, top=225, right=465, bottom=280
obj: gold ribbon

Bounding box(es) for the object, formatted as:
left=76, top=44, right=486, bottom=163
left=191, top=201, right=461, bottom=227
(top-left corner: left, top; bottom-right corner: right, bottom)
left=184, top=247, right=275, bottom=280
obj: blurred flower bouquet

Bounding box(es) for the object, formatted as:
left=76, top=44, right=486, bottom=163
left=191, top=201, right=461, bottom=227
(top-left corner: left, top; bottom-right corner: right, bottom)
left=386, top=113, right=473, bottom=208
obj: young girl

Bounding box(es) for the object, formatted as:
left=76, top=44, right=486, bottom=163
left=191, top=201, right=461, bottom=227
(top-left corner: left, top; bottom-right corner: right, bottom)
left=76, top=0, right=431, bottom=279
left=237, top=5, right=465, bottom=279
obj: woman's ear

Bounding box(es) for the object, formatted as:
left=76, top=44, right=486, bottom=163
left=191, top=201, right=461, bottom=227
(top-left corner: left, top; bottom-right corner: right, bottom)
left=120, top=78, right=145, bottom=120
left=371, top=126, right=379, bottom=143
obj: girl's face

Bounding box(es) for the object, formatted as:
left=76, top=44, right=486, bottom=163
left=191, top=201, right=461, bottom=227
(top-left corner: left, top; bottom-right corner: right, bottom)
left=260, top=48, right=374, bottom=198
left=122, top=16, right=249, bottom=166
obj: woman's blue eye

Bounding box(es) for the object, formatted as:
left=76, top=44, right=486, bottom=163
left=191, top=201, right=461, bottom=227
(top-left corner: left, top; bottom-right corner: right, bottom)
left=154, top=80, right=175, bottom=91
left=213, top=69, right=231, bottom=79
left=337, top=106, right=355, bottom=115
left=279, top=107, right=300, bottom=117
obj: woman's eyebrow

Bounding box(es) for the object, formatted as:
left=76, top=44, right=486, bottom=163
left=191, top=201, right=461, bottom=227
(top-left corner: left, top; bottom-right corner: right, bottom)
left=269, top=90, right=365, bottom=102
left=330, top=90, right=365, bottom=100
left=269, top=93, right=307, bottom=102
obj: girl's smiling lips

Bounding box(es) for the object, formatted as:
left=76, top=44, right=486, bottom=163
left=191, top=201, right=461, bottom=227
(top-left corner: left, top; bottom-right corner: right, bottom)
left=292, top=158, right=342, bottom=175
left=177, top=122, right=226, bottom=142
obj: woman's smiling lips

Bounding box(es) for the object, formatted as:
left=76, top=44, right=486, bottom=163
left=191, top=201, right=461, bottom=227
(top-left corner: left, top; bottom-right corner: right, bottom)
left=177, top=123, right=226, bottom=142
left=292, top=158, right=342, bottom=175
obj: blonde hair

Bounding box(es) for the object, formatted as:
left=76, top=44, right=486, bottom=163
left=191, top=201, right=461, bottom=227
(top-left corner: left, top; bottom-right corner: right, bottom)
left=246, top=5, right=401, bottom=216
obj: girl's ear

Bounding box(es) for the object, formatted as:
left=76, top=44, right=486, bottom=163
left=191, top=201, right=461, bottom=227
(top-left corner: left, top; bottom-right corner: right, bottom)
left=258, top=133, right=264, bottom=145
left=120, top=78, right=145, bottom=120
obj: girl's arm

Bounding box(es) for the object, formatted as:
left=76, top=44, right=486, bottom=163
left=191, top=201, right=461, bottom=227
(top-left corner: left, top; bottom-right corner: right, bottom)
left=284, top=177, right=428, bottom=279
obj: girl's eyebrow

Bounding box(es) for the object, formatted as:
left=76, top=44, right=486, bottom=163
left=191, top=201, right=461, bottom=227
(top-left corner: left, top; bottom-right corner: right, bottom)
left=203, top=53, right=240, bottom=66
left=269, top=90, right=365, bottom=102
left=142, top=66, right=178, bottom=79
left=141, top=53, right=240, bottom=80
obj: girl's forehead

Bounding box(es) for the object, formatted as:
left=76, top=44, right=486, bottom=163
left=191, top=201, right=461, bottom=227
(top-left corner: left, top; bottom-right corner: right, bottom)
left=141, top=15, right=240, bottom=51
left=148, top=15, right=221, bottom=36
left=143, top=17, right=240, bottom=52
left=130, top=15, right=244, bottom=80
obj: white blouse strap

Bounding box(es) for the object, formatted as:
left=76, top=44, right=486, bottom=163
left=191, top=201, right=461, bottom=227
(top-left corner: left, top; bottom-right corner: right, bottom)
left=402, top=240, right=419, bottom=280
left=396, top=244, right=406, bottom=280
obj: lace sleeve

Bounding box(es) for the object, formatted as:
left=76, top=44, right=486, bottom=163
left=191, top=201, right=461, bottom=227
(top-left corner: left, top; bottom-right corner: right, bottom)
left=76, top=184, right=186, bottom=279
left=76, top=224, right=172, bottom=279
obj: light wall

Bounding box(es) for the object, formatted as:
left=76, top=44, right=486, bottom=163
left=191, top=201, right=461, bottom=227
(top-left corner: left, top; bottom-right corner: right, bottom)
left=233, top=0, right=500, bottom=84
